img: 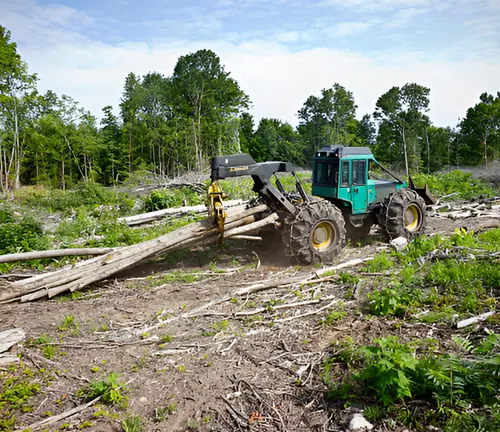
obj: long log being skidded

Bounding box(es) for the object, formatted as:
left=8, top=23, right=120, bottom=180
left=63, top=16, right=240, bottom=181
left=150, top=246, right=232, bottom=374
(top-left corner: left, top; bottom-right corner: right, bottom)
left=119, top=199, right=245, bottom=226
left=0, top=205, right=275, bottom=303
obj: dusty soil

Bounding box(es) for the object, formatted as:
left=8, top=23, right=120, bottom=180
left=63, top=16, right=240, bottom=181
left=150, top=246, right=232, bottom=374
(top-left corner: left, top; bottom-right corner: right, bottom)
left=1, top=214, right=499, bottom=432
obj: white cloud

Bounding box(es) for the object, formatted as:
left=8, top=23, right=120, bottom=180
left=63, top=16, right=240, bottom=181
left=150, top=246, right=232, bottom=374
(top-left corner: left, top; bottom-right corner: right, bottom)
left=333, top=21, right=376, bottom=37
left=2, top=0, right=500, bottom=129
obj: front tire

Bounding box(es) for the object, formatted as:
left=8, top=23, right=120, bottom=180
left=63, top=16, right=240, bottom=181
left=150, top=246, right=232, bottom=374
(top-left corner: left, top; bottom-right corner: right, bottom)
left=282, top=200, right=346, bottom=265
left=377, top=189, right=426, bottom=241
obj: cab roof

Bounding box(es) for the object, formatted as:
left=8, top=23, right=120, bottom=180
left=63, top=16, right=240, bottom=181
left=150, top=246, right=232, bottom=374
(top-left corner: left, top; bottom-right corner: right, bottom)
left=316, top=145, right=373, bottom=158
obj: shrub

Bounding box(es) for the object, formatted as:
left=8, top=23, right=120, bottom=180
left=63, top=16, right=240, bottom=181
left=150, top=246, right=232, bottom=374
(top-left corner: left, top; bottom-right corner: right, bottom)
left=144, top=187, right=203, bottom=212
left=77, top=373, right=128, bottom=406
left=0, top=210, right=50, bottom=255
left=413, top=171, right=496, bottom=201
left=324, top=334, right=500, bottom=430
left=18, top=182, right=134, bottom=214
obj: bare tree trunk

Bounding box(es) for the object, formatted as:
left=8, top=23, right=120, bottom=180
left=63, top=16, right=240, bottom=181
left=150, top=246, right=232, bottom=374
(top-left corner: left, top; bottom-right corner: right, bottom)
left=401, top=124, right=409, bottom=179
left=61, top=158, right=65, bottom=191
left=129, top=127, right=133, bottom=175
left=192, top=118, right=199, bottom=170
left=484, top=136, right=488, bottom=167
left=13, top=98, right=21, bottom=190
left=425, top=126, right=430, bottom=175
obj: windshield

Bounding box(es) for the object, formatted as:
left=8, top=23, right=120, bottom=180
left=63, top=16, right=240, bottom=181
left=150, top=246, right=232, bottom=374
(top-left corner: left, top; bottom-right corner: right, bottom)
left=314, top=160, right=339, bottom=186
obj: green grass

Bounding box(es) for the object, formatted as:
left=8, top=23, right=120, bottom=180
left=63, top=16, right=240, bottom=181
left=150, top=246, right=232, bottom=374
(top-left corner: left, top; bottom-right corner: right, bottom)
left=413, top=170, right=497, bottom=201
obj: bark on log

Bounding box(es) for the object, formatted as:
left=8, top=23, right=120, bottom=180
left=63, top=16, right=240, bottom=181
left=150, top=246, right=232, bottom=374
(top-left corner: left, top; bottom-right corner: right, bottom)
left=0, top=205, right=275, bottom=303
left=0, top=248, right=115, bottom=264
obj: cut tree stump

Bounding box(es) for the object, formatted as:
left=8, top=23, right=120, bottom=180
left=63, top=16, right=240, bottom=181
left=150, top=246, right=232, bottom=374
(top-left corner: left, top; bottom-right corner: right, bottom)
left=0, top=205, right=276, bottom=303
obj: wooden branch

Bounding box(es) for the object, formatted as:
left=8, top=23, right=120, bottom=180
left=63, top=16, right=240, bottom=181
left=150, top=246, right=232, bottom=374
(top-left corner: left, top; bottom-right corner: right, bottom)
left=15, top=397, right=101, bottom=431
left=456, top=311, right=495, bottom=329
left=234, top=296, right=335, bottom=317
left=230, top=235, right=262, bottom=241
left=0, top=248, right=115, bottom=264
left=275, top=299, right=342, bottom=323
left=315, top=257, right=373, bottom=277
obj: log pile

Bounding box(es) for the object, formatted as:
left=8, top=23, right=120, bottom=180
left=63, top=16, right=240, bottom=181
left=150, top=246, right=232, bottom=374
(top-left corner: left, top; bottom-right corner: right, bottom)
left=429, top=198, right=500, bottom=220
left=0, top=205, right=276, bottom=304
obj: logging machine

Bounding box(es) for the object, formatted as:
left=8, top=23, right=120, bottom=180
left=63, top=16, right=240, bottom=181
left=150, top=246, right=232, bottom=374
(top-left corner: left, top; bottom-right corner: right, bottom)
left=208, top=146, right=435, bottom=265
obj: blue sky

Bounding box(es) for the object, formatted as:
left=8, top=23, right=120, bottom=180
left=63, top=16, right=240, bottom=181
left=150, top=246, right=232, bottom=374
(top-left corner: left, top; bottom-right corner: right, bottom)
left=2, top=0, right=500, bottom=126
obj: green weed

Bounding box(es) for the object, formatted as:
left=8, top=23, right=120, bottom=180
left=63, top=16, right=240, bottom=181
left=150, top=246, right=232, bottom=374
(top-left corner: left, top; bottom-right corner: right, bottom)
left=322, top=309, right=347, bottom=325
left=77, top=373, right=128, bottom=407
left=202, top=319, right=229, bottom=336
left=57, top=315, right=79, bottom=333
left=361, top=251, right=393, bottom=273
left=339, top=272, right=360, bottom=284
left=121, top=416, right=143, bottom=432
left=154, top=402, right=177, bottom=422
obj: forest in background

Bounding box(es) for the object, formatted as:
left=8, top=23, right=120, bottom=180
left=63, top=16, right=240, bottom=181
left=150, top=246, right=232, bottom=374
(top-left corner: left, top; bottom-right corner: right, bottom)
left=1, top=25, right=500, bottom=192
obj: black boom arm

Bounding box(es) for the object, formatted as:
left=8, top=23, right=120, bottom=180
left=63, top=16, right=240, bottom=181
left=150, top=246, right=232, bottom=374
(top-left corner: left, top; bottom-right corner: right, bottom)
left=210, top=154, right=309, bottom=214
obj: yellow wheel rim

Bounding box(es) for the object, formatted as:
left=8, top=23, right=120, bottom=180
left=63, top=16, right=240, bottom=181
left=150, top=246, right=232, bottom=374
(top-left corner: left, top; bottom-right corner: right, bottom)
left=311, top=221, right=336, bottom=251
left=404, top=204, right=422, bottom=232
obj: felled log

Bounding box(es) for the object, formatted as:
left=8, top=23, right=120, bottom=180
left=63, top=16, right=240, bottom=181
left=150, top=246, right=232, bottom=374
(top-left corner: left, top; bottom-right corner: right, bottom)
left=0, top=248, right=115, bottom=264
left=0, top=205, right=276, bottom=303
left=0, top=328, right=25, bottom=353
left=119, top=199, right=245, bottom=226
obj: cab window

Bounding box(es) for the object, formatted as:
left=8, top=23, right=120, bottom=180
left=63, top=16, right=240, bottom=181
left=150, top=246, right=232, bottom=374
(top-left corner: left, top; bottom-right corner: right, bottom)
left=352, top=160, right=366, bottom=186
left=341, top=161, right=350, bottom=186
left=314, top=161, right=339, bottom=186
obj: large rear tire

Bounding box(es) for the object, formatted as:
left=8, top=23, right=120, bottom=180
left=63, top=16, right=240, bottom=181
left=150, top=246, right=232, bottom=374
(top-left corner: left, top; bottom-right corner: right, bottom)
left=377, top=189, right=426, bottom=241
left=282, top=200, right=346, bottom=265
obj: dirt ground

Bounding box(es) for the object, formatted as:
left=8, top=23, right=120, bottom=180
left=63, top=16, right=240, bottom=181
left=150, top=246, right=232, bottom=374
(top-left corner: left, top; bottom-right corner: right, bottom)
left=1, top=214, right=499, bottom=432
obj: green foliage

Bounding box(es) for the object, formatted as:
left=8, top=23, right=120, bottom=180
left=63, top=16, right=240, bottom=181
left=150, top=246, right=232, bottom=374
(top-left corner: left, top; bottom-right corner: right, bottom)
left=154, top=402, right=177, bottom=422
left=19, top=183, right=134, bottom=214
left=322, top=310, right=347, bottom=325
left=368, top=286, right=414, bottom=317
left=0, top=210, right=49, bottom=255
left=143, top=187, right=203, bottom=212
left=325, top=334, right=500, bottom=430
left=77, top=373, right=128, bottom=406
left=361, top=251, right=393, bottom=273
left=121, top=416, right=143, bottom=432
left=202, top=319, right=229, bottom=336
left=413, top=170, right=496, bottom=201
left=0, top=370, right=41, bottom=431
left=339, top=272, right=360, bottom=284
left=57, top=315, right=79, bottom=333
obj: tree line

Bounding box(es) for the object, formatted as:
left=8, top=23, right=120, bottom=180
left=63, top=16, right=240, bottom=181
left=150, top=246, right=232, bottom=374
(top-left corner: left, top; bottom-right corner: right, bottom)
left=1, top=25, right=499, bottom=191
